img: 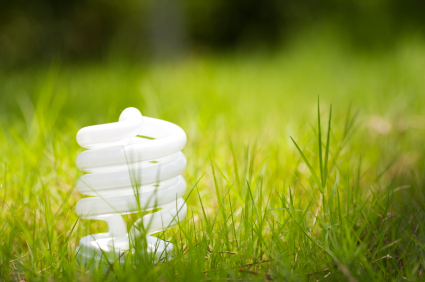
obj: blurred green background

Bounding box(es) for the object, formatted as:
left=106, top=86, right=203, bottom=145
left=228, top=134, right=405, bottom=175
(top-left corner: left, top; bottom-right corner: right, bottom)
left=1, top=0, right=425, bottom=66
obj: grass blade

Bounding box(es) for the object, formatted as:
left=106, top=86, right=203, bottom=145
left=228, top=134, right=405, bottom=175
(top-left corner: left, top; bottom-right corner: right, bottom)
left=290, top=137, right=323, bottom=194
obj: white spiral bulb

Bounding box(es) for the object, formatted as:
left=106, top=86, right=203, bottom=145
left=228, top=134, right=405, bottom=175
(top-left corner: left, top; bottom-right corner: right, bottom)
left=75, top=107, right=187, bottom=265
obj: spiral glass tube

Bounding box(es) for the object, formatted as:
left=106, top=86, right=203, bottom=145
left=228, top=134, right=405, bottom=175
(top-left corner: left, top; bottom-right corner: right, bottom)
left=75, top=107, right=187, bottom=265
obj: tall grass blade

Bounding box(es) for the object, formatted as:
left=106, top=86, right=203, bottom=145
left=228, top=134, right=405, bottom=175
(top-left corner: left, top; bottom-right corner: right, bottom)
left=317, top=97, right=324, bottom=186
left=323, top=105, right=332, bottom=189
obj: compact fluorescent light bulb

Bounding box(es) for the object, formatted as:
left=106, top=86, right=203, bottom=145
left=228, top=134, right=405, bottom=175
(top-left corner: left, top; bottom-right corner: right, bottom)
left=75, top=107, right=187, bottom=265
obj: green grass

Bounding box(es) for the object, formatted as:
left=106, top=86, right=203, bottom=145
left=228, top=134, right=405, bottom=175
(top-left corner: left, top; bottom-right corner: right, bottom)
left=1, top=33, right=425, bottom=281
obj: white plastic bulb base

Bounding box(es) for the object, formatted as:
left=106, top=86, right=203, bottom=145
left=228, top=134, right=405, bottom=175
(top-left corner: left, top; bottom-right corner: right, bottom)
left=75, top=107, right=187, bottom=268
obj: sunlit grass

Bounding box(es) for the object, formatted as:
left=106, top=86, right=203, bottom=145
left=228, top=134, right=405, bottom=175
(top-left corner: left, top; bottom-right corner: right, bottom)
left=0, top=33, right=425, bottom=281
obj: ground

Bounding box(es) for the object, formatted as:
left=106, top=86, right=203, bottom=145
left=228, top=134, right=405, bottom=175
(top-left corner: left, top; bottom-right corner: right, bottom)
left=0, top=33, right=425, bottom=281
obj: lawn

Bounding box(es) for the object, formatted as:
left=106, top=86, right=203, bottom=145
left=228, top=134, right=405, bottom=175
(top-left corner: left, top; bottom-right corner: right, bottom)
left=1, top=33, right=425, bottom=281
